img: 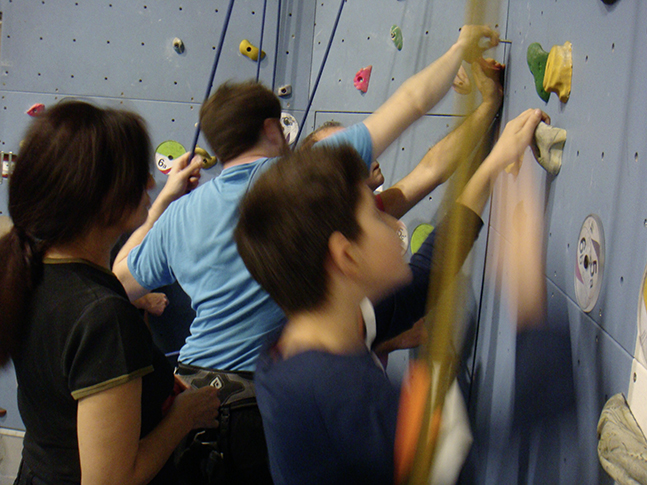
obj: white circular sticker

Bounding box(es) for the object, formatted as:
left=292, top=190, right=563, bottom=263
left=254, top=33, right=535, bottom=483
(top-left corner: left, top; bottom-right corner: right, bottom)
left=280, top=112, right=299, bottom=145
left=574, top=214, right=605, bottom=312
left=155, top=140, right=186, bottom=174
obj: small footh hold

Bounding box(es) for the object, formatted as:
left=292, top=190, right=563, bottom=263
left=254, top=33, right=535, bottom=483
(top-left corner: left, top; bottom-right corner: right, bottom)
left=239, top=39, right=266, bottom=62
left=390, top=25, right=403, bottom=51
left=276, top=84, right=292, bottom=97
left=26, top=103, right=46, bottom=116
left=354, top=66, right=372, bottom=93
left=172, top=38, right=185, bottom=54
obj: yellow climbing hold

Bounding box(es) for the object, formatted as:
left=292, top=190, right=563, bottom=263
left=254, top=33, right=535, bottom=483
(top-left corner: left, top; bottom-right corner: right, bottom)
left=239, top=39, right=266, bottom=62
left=195, top=146, right=218, bottom=169
left=543, top=41, right=572, bottom=103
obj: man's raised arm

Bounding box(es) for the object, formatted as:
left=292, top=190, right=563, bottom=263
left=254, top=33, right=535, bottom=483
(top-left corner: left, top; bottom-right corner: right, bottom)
left=364, top=25, right=499, bottom=159
left=380, top=58, right=504, bottom=219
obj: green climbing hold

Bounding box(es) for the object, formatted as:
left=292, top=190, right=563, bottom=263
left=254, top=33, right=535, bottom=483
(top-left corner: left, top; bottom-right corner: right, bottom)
left=410, top=223, right=434, bottom=255
left=527, top=43, right=550, bottom=103
left=390, top=25, right=403, bottom=51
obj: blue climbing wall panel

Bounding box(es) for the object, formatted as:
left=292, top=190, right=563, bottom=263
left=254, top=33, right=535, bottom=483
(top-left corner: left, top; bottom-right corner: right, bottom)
left=469, top=1, right=647, bottom=484
left=0, top=0, right=644, bottom=484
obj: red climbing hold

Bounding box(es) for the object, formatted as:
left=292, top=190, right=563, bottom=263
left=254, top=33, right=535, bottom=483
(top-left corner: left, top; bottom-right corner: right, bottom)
left=26, top=103, right=45, bottom=116
left=354, top=66, right=372, bottom=93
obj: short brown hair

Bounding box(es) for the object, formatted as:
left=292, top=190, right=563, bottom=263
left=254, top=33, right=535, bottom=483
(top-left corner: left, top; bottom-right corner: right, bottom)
left=235, top=144, right=368, bottom=314
left=200, top=81, right=281, bottom=163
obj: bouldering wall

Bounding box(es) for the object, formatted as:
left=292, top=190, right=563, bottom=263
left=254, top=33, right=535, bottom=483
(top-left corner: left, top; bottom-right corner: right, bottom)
left=1, top=0, right=643, bottom=484
left=469, top=1, right=647, bottom=484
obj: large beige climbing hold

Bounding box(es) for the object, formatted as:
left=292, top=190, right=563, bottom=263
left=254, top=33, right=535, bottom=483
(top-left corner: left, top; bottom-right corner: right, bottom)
left=531, top=121, right=567, bottom=175
left=598, top=393, right=647, bottom=485
left=543, top=41, right=572, bottom=103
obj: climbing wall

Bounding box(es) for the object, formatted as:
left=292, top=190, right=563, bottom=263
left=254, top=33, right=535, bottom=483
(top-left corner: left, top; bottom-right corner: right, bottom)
left=0, top=0, right=643, bottom=484
left=468, top=1, right=647, bottom=484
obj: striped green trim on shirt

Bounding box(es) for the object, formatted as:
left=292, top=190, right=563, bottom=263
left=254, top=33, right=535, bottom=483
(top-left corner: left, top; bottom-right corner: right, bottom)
left=71, top=366, right=154, bottom=400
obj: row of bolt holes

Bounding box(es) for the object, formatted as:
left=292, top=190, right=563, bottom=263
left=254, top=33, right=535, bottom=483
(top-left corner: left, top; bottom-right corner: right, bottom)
left=25, top=9, right=294, bottom=54
left=323, top=25, right=456, bottom=47
left=7, top=1, right=298, bottom=22
left=8, top=1, right=249, bottom=15
left=574, top=150, right=640, bottom=163
left=24, top=71, right=201, bottom=90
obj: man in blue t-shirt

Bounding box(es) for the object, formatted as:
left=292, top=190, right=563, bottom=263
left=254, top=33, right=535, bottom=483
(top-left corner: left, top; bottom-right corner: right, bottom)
left=113, top=25, right=500, bottom=373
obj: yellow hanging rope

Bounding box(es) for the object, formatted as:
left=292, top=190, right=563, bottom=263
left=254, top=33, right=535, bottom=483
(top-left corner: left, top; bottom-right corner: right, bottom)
left=401, top=1, right=503, bottom=483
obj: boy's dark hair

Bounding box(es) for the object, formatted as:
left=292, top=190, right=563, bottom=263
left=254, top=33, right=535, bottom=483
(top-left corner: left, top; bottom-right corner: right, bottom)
left=235, top=144, right=368, bottom=315
left=298, top=120, right=344, bottom=151
left=200, top=81, right=282, bottom=163
left=0, top=100, right=151, bottom=364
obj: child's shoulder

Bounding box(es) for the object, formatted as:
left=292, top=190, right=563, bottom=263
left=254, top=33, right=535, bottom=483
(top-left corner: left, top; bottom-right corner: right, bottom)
left=258, top=349, right=388, bottom=390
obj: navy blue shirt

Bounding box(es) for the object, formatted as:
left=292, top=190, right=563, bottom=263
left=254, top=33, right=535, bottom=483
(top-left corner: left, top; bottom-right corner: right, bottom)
left=256, top=348, right=399, bottom=485
left=256, top=204, right=483, bottom=484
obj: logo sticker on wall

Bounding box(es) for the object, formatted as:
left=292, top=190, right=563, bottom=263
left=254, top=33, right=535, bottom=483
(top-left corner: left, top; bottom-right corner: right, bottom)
left=280, top=112, right=299, bottom=145
left=155, top=140, right=186, bottom=174
left=574, top=214, right=605, bottom=312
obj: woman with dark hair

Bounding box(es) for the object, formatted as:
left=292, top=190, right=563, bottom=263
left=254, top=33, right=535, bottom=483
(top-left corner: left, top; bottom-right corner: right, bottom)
left=0, top=100, right=219, bottom=484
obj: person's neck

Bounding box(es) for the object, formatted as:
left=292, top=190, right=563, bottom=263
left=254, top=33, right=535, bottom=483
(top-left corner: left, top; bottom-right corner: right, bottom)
left=278, top=292, right=366, bottom=360
left=222, top=145, right=282, bottom=171
left=45, top=226, right=119, bottom=270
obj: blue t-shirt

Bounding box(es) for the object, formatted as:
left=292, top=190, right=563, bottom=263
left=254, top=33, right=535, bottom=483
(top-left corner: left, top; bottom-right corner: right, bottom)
left=256, top=349, right=400, bottom=485
left=128, top=123, right=373, bottom=370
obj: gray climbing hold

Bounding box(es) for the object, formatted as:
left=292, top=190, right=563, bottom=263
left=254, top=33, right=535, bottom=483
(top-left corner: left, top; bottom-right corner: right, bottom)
left=598, top=393, right=647, bottom=485
left=531, top=121, right=566, bottom=175
left=277, top=84, right=292, bottom=97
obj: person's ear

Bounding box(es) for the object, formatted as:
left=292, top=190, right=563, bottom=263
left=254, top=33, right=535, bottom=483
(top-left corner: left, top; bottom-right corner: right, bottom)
left=327, top=231, right=362, bottom=279
left=263, top=118, right=285, bottom=147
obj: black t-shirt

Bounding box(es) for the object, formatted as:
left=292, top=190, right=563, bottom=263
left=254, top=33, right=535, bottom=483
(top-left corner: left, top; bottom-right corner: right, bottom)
left=13, top=259, right=176, bottom=484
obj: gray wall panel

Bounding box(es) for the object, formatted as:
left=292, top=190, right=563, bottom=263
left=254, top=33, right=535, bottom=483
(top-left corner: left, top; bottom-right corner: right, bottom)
left=307, top=0, right=509, bottom=127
